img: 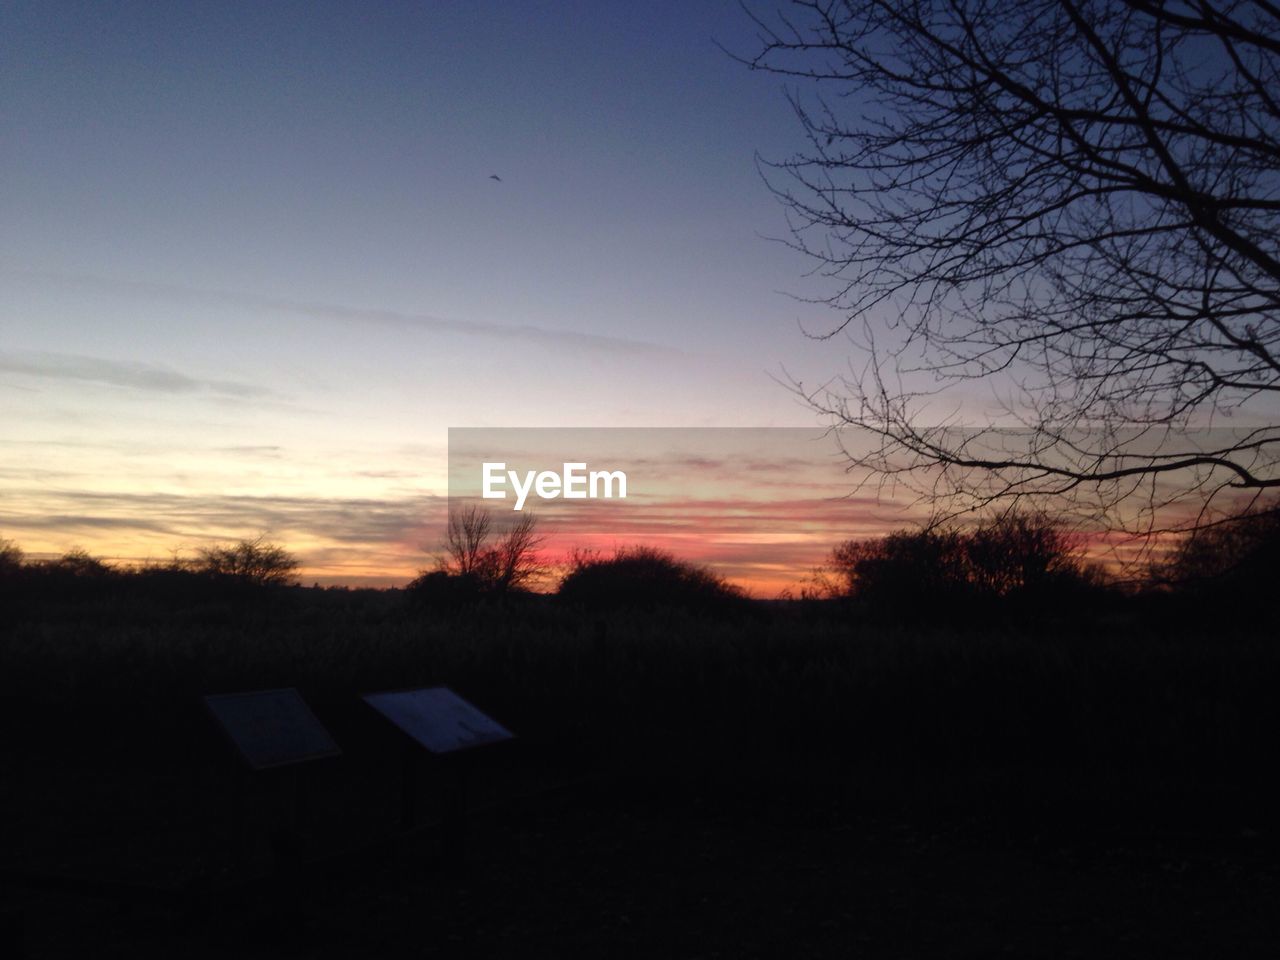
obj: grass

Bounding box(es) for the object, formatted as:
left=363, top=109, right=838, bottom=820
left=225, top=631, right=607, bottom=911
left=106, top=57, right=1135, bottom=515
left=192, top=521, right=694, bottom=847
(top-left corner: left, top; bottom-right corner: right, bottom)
left=3, top=585, right=1277, bottom=788
left=3, top=583, right=1279, bottom=955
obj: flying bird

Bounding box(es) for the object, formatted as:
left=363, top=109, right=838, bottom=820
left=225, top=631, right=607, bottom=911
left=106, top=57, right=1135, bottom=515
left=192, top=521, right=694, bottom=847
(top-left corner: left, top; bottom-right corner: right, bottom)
left=488, top=174, right=502, bottom=182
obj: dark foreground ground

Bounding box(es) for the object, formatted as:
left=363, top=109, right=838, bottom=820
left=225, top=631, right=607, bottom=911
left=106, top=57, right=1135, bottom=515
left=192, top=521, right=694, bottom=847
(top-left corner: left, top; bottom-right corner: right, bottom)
left=4, top=744, right=1279, bottom=957
left=2, top=588, right=1278, bottom=956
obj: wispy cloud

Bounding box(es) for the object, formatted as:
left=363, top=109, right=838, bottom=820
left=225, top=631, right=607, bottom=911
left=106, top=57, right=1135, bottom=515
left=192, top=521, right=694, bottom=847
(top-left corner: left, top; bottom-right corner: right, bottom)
left=0, top=350, right=277, bottom=399
left=0, top=489, right=445, bottom=546
left=213, top=444, right=285, bottom=456
left=7, top=513, right=179, bottom=534
left=7, top=268, right=682, bottom=358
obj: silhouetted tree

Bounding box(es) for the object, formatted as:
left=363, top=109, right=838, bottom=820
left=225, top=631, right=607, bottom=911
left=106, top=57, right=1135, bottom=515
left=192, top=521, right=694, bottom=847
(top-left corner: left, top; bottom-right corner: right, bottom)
left=418, top=506, right=546, bottom=599
left=744, top=1, right=1280, bottom=533
left=489, top=512, right=545, bottom=592
left=443, top=504, right=493, bottom=579
left=195, top=536, right=298, bottom=587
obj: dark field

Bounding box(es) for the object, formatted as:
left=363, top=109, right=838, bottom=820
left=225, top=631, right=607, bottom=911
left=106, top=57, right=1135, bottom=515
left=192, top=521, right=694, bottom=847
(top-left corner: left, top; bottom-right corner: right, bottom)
left=2, top=586, right=1279, bottom=957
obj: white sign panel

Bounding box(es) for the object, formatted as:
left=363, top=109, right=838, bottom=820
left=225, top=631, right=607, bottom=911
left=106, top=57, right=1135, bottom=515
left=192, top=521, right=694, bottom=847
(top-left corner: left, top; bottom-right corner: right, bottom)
left=204, top=688, right=342, bottom=770
left=363, top=687, right=513, bottom=754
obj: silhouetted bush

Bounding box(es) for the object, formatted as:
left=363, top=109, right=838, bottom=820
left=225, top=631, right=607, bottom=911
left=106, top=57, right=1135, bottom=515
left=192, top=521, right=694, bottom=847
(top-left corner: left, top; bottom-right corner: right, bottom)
left=0, top=540, right=306, bottom=624
left=829, top=529, right=970, bottom=614
left=0, top=546, right=122, bottom=617
left=49, top=547, right=114, bottom=579
left=0, top=538, right=24, bottom=626
left=825, top=513, right=1100, bottom=621
left=405, top=569, right=489, bottom=612
left=557, top=546, right=747, bottom=614
left=0, top=537, right=22, bottom=573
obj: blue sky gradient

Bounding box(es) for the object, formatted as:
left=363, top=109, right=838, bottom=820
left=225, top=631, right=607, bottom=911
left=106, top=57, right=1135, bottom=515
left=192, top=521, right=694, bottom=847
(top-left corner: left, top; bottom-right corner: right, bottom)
left=2, top=1, right=872, bottom=583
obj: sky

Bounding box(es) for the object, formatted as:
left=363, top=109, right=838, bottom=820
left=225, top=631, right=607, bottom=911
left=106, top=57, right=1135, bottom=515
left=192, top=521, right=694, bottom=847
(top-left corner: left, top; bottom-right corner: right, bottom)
left=2, top=1, right=892, bottom=589
left=447, top=428, right=930, bottom=596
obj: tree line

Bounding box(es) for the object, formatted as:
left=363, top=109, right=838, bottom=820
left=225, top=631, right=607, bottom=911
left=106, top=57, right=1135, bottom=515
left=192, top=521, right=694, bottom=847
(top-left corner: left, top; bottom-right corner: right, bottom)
left=2, top=499, right=1275, bottom=618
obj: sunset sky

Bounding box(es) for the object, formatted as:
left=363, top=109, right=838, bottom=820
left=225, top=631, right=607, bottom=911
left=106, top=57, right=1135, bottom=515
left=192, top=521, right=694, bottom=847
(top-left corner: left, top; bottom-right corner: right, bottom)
left=0, top=1, right=1023, bottom=591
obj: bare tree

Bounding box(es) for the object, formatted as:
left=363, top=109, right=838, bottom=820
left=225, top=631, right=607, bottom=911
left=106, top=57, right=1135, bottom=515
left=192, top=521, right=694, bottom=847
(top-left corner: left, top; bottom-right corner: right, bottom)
left=490, top=512, right=546, bottom=592
left=742, top=0, right=1280, bottom=537
left=443, top=504, right=493, bottom=578
left=438, top=505, right=546, bottom=593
